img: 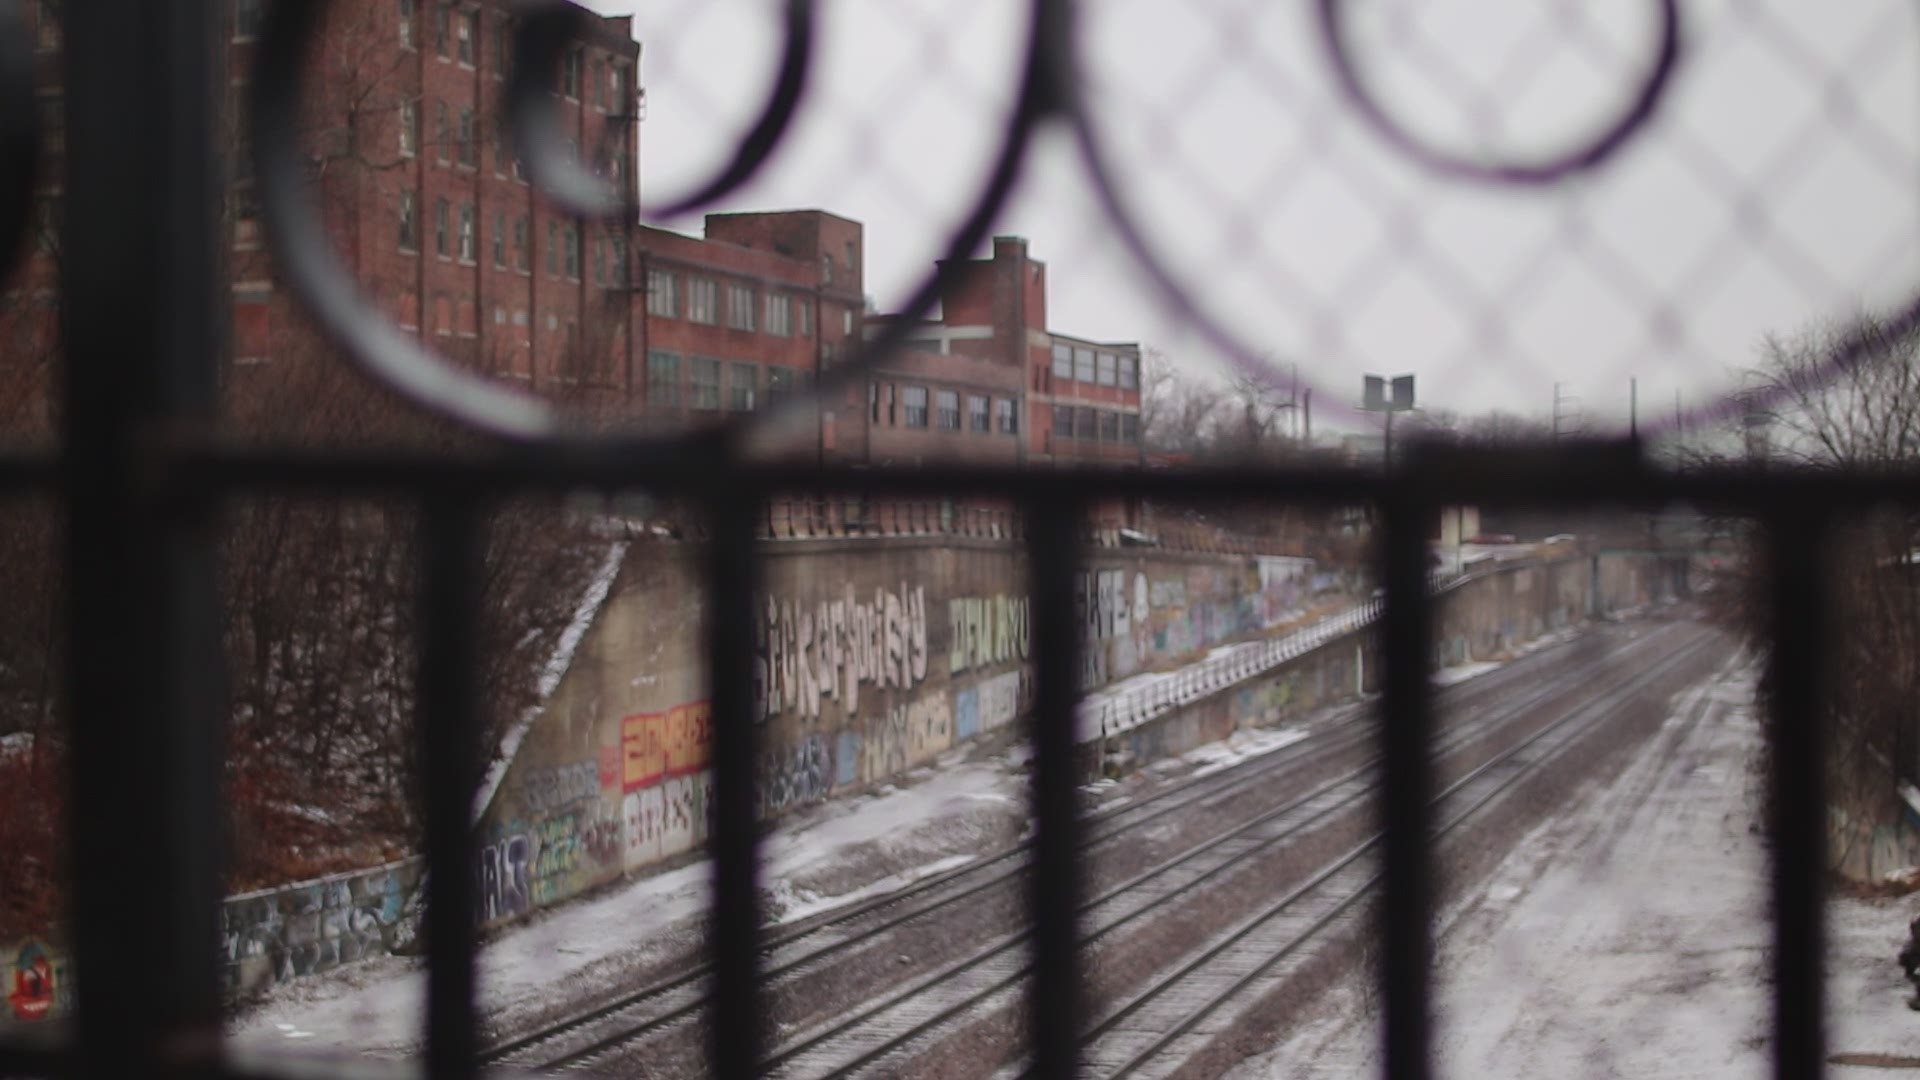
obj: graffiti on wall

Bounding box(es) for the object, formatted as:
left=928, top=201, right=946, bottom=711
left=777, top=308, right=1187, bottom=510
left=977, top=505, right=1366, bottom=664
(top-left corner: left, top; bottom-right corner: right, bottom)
left=622, top=701, right=713, bottom=793
left=861, top=695, right=952, bottom=783
left=948, top=594, right=1030, bottom=673
left=762, top=733, right=835, bottom=817
left=220, top=863, right=423, bottom=996
left=5, top=941, right=64, bottom=1023
left=623, top=771, right=710, bottom=866
left=477, top=833, right=532, bottom=922
left=520, top=760, right=600, bottom=812
left=1254, top=555, right=1314, bottom=628
left=756, top=584, right=929, bottom=720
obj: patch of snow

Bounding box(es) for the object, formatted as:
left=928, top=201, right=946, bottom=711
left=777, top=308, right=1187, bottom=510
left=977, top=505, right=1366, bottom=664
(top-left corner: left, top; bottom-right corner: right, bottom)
left=769, top=853, right=978, bottom=925
left=1232, top=649, right=1920, bottom=1077
left=472, top=541, right=627, bottom=820
left=1434, top=660, right=1503, bottom=687
left=1186, top=727, right=1313, bottom=779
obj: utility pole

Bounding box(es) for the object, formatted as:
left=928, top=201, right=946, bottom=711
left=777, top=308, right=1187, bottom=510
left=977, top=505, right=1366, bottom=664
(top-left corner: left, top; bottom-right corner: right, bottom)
left=1552, top=382, right=1577, bottom=443
left=1629, top=377, right=1638, bottom=440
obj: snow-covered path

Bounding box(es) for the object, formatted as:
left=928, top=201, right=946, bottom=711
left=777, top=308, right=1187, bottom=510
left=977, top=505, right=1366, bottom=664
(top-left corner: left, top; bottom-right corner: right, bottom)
left=1231, top=652, right=1920, bottom=1078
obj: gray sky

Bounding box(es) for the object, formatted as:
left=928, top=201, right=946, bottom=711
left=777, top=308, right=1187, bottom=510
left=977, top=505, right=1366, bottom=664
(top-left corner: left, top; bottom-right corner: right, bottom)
left=587, top=0, right=1920, bottom=435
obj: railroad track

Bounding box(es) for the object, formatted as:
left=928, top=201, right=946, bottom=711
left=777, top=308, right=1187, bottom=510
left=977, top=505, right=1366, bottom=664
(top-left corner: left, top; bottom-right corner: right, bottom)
left=479, top=620, right=1688, bottom=1075
left=1061, top=626, right=1729, bottom=1079
left=746, top=623, right=1715, bottom=1080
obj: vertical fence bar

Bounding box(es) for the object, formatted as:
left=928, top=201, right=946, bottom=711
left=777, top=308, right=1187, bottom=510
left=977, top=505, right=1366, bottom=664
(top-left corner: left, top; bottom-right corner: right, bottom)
left=62, top=0, right=225, bottom=1073
left=1379, top=490, right=1435, bottom=1080
left=419, top=500, right=485, bottom=1078
left=1766, top=514, right=1826, bottom=1079
left=705, top=483, right=767, bottom=1079
left=1024, top=498, right=1086, bottom=1076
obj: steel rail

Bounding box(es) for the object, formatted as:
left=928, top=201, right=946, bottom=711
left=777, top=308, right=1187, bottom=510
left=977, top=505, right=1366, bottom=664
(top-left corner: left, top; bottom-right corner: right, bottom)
left=746, top=624, right=1699, bottom=1079
left=1083, top=629, right=1728, bottom=1079
left=486, top=622, right=1668, bottom=1072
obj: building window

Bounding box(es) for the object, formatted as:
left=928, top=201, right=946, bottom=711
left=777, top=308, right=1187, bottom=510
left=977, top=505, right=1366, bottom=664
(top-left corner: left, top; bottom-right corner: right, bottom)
left=1078, top=406, right=1097, bottom=440
left=845, top=240, right=857, bottom=274
left=590, top=58, right=604, bottom=109
left=457, top=203, right=475, bottom=262
left=689, top=357, right=721, bottom=410
left=234, top=0, right=261, bottom=40
left=796, top=300, right=812, bottom=337
left=495, top=14, right=511, bottom=73
left=1074, top=347, right=1095, bottom=384
left=398, top=100, right=417, bottom=156
left=434, top=197, right=449, bottom=257
left=687, top=278, right=718, bottom=324
left=821, top=341, right=835, bottom=366
left=562, top=47, right=582, bottom=98
left=1122, top=413, right=1140, bottom=444
left=457, top=8, right=476, bottom=65
left=1097, top=351, right=1116, bottom=386
left=611, top=64, right=629, bottom=112
left=646, top=351, right=680, bottom=408
left=1119, top=354, right=1138, bottom=390
left=435, top=2, right=451, bottom=56
left=968, top=394, right=989, bottom=433
left=995, top=398, right=1018, bottom=435
left=1052, top=343, right=1072, bottom=380
left=936, top=390, right=960, bottom=431
left=435, top=101, right=449, bottom=162
left=1053, top=404, right=1073, bottom=440
left=726, top=283, right=755, bottom=331
left=492, top=210, right=505, bottom=267
left=610, top=236, right=628, bottom=285
left=1100, top=411, right=1119, bottom=443
left=821, top=254, right=833, bottom=286
left=563, top=224, right=579, bottom=279
left=399, top=0, right=415, bottom=47
left=765, top=293, right=791, bottom=337
left=903, top=386, right=929, bottom=429
left=513, top=215, right=528, bottom=271
left=647, top=270, right=677, bottom=318
left=546, top=221, right=557, bottom=275
left=843, top=308, right=854, bottom=335
left=398, top=192, right=418, bottom=252
left=729, top=362, right=757, bottom=411
left=767, top=365, right=794, bottom=403
left=457, top=109, right=476, bottom=166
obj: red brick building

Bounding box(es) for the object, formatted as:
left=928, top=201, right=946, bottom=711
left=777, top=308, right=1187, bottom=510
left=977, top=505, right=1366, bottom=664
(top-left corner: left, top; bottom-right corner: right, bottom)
left=8, top=2, right=1144, bottom=474
left=850, top=236, right=1143, bottom=467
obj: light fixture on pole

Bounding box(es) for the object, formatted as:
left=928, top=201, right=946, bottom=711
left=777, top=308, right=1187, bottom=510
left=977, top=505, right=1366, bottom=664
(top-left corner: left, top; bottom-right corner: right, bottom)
left=1360, top=374, right=1415, bottom=466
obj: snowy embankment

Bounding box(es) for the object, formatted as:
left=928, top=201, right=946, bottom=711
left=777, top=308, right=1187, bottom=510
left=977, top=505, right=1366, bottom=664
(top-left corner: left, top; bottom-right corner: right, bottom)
left=1230, top=651, right=1920, bottom=1078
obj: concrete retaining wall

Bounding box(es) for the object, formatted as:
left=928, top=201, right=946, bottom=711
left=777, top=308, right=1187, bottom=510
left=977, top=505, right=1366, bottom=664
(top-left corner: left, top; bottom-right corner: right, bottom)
left=472, top=536, right=1343, bottom=930
left=1093, top=552, right=1688, bottom=776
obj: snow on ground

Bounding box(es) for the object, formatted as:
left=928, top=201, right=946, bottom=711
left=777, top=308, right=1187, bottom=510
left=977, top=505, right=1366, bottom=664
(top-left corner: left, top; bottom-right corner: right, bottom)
left=1228, top=649, right=1920, bottom=1078
left=228, top=755, right=1027, bottom=1058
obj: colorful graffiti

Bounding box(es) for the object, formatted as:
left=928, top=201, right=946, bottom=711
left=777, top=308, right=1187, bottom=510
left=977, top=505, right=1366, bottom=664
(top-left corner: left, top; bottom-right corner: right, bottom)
left=622, top=701, right=713, bottom=792
left=948, top=594, right=1030, bottom=673
left=6, top=941, right=59, bottom=1022
left=757, top=584, right=929, bottom=720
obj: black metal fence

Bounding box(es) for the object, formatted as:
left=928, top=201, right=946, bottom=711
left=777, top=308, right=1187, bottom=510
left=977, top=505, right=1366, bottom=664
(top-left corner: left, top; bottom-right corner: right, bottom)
left=0, top=0, right=1903, bottom=1076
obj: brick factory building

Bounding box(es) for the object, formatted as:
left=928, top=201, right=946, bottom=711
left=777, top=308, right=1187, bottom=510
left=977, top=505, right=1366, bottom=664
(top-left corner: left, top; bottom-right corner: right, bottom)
left=852, top=236, right=1144, bottom=468
left=7, top=0, right=1143, bottom=474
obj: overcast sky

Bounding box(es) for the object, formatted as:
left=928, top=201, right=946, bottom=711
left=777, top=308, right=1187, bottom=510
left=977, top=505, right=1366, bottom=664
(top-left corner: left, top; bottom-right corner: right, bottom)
left=586, top=0, right=1920, bottom=436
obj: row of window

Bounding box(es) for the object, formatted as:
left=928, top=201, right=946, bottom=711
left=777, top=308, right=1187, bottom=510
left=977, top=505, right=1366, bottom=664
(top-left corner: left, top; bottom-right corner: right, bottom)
left=396, top=195, right=627, bottom=283
left=396, top=97, right=629, bottom=184
left=1053, top=405, right=1141, bottom=445
left=645, top=353, right=811, bottom=411
left=646, top=270, right=819, bottom=339
left=872, top=385, right=1020, bottom=436
left=1050, top=343, right=1140, bottom=390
